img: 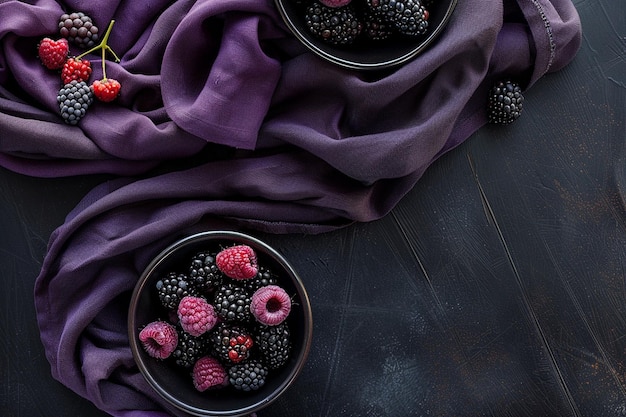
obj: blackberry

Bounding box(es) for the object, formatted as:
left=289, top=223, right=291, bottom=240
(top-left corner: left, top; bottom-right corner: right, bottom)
left=255, top=323, right=292, bottom=370
left=57, top=80, right=94, bottom=125
left=241, top=265, right=279, bottom=293
left=360, top=9, right=395, bottom=41
left=156, top=272, right=197, bottom=310
left=172, top=327, right=208, bottom=368
left=228, top=360, right=269, bottom=391
left=188, top=251, right=225, bottom=292
left=210, top=323, right=254, bottom=364
left=488, top=80, right=524, bottom=124
left=213, top=283, right=252, bottom=322
left=367, top=0, right=429, bottom=36
left=305, top=2, right=362, bottom=45
left=58, top=12, right=99, bottom=49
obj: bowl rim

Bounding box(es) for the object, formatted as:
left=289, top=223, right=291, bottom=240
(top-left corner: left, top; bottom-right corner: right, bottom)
left=128, top=230, right=314, bottom=417
left=273, top=0, right=459, bottom=70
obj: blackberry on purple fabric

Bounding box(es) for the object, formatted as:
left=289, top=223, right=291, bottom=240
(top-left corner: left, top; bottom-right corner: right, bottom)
left=488, top=80, right=524, bottom=124
left=58, top=12, right=99, bottom=48
left=57, top=80, right=94, bottom=125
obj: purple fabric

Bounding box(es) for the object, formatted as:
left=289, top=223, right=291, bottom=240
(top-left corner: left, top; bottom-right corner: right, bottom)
left=3, top=0, right=581, bottom=415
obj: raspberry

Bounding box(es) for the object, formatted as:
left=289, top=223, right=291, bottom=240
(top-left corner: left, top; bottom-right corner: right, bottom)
left=92, top=78, right=121, bottom=102
left=138, top=320, right=178, bottom=359
left=61, top=58, right=92, bottom=84
left=59, top=12, right=99, bottom=49
left=37, top=38, right=69, bottom=70
left=192, top=356, right=229, bottom=391
left=57, top=80, right=94, bottom=125
left=216, top=245, right=258, bottom=280
left=250, top=285, right=292, bottom=326
left=228, top=360, right=269, bottom=391
left=177, top=296, right=218, bottom=337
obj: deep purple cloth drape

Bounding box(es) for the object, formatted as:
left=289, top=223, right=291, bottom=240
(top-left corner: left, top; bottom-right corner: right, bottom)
left=0, top=0, right=583, bottom=415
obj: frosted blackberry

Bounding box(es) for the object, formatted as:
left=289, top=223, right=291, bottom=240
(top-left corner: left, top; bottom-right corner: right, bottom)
left=57, top=80, right=94, bottom=125
left=58, top=12, right=99, bottom=48
left=305, top=2, right=362, bottom=45
left=188, top=251, right=225, bottom=292
left=228, top=360, right=269, bottom=391
left=255, top=323, right=292, bottom=370
left=367, top=0, right=429, bottom=36
left=172, top=327, right=208, bottom=368
left=209, top=323, right=254, bottom=364
left=156, top=272, right=197, bottom=310
left=488, top=80, right=524, bottom=124
left=241, top=265, right=279, bottom=293
left=213, top=283, right=252, bottom=322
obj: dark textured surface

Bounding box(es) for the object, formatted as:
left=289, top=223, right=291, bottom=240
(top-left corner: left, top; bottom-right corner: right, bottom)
left=1, top=0, right=624, bottom=416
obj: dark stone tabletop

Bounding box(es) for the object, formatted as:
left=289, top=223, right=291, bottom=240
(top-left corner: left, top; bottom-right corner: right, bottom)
left=1, top=0, right=625, bottom=416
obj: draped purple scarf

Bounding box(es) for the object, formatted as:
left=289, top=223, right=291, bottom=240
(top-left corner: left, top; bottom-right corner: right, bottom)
left=0, top=0, right=582, bottom=415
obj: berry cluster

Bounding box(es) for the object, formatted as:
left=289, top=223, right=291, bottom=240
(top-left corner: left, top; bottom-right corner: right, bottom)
left=36, top=12, right=122, bottom=124
left=294, top=0, right=430, bottom=46
left=139, top=243, right=294, bottom=393
left=488, top=80, right=525, bottom=125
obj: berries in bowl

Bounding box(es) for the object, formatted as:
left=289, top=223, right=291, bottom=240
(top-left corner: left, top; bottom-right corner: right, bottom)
left=274, top=0, right=458, bottom=70
left=128, top=231, right=313, bottom=416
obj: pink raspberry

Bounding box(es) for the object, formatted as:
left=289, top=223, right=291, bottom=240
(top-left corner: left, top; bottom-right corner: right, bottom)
left=177, top=296, right=218, bottom=337
left=192, top=356, right=229, bottom=392
left=138, top=320, right=178, bottom=359
left=320, top=0, right=352, bottom=7
left=250, top=285, right=292, bottom=326
left=216, top=245, right=258, bottom=280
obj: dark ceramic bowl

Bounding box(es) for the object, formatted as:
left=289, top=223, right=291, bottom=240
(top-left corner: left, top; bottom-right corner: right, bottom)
left=128, top=231, right=313, bottom=417
left=274, top=0, right=458, bottom=70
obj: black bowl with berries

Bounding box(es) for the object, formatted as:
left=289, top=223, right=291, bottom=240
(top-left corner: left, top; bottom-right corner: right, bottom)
left=274, top=0, right=457, bottom=70
left=128, top=231, right=313, bottom=417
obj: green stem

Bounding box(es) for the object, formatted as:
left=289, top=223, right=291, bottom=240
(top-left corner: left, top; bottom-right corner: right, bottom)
left=75, top=20, right=119, bottom=62
left=101, top=45, right=107, bottom=80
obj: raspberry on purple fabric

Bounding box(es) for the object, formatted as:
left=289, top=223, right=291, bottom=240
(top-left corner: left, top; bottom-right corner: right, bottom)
left=216, top=245, right=258, bottom=280
left=192, top=356, right=229, bottom=392
left=138, top=320, right=178, bottom=359
left=250, top=285, right=292, bottom=326
left=177, top=296, right=218, bottom=337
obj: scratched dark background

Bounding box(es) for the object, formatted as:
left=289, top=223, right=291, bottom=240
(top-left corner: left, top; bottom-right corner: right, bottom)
left=1, top=0, right=625, bottom=416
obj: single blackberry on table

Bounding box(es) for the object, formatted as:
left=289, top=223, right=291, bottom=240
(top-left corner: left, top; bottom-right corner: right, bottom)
left=57, top=80, right=94, bottom=125
left=156, top=272, right=197, bottom=310
left=488, top=80, right=524, bottom=124
left=171, top=327, right=209, bottom=368
left=228, top=360, right=269, bottom=391
left=367, top=0, right=429, bottom=36
left=188, top=251, right=225, bottom=292
left=213, top=283, right=252, bottom=322
left=241, top=265, right=279, bottom=293
left=210, top=323, right=254, bottom=364
left=58, top=12, right=99, bottom=48
left=255, top=323, right=292, bottom=370
left=305, top=2, right=363, bottom=45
